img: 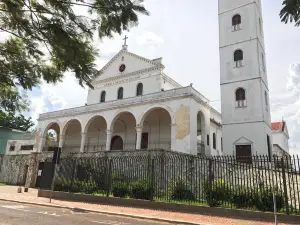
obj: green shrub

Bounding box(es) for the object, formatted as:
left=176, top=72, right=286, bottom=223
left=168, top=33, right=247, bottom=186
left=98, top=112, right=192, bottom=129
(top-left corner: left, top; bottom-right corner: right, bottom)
left=230, top=187, right=255, bottom=209
left=130, top=180, right=154, bottom=200
left=112, top=182, right=130, bottom=198
left=170, top=180, right=195, bottom=201
left=204, top=179, right=231, bottom=207
left=54, top=178, right=71, bottom=192
left=255, top=188, right=284, bottom=212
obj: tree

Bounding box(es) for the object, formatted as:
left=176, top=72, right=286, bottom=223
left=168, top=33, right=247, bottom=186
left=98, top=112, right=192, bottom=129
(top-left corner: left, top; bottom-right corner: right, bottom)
left=0, top=110, right=34, bottom=131
left=0, top=0, right=149, bottom=112
left=280, top=0, right=300, bottom=26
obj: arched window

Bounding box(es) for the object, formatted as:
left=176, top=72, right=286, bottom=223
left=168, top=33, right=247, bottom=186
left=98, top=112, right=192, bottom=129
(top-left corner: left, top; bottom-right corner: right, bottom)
left=234, top=50, right=243, bottom=67
left=213, top=133, right=216, bottom=150
left=136, top=83, right=143, bottom=96
left=100, top=91, right=106, bottom=103
left=117, top=87, right=124, bottom=99
left=236, top=88, right=246, bottom=107
left=232, top=14, right=241, bottom=31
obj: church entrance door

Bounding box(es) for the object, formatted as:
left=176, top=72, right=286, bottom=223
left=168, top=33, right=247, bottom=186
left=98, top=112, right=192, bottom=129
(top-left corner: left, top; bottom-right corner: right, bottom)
left=111, top=136, right=123, bottom=150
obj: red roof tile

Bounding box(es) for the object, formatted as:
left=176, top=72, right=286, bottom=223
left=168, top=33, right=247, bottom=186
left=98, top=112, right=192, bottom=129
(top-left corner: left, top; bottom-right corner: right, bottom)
left=272, top=122, right=284, bottom=131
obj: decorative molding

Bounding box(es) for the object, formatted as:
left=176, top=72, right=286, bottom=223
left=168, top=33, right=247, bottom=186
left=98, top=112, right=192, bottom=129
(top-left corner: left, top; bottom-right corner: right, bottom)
left=38, top=86, right=216, bottom=122
left=162, top=74, right=182, bottom=88
left=93, top=66, right=163, bottom=87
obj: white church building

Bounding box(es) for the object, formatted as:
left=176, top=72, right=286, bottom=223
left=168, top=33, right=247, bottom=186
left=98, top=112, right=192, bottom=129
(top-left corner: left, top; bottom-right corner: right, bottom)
left=6, top=0, right=288, bottom=158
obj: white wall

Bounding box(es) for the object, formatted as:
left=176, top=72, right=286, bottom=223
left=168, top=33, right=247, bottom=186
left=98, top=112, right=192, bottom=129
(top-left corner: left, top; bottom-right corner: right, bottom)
left=87, top=74, right=162, bottom=105
left=222, top=122, right=272, bottom=156
left=219, top=0, right=262, bottom=15
left=273, top=131, right=289, bottom=153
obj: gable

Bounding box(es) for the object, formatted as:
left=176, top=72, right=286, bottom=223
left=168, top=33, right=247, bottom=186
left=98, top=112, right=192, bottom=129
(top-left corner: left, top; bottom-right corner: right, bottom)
left=234, top=136, right=253, bottom=145
left=93, top=50, right=163, bottom=82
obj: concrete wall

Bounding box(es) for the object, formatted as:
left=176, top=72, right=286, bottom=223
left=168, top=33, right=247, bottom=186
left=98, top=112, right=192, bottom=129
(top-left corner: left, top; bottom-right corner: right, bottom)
left=0, top=128, right=34, bottom=154
left=6, top=139, right=36, bottom=155
left=273, top=131, right=289, bottom=154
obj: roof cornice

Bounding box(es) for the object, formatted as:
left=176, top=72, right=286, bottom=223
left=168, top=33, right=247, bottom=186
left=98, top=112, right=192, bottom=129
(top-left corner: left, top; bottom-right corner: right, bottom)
left=92, top=65, right=163, bottom=86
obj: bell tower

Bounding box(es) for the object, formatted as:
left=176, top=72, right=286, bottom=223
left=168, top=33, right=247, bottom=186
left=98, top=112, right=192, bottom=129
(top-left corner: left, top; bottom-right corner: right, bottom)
left=218, top=0, right=273, bottom=157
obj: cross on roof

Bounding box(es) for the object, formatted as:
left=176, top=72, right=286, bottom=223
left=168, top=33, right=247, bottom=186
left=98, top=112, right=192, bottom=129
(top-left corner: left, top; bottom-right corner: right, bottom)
left=123, top=35, right=128, bottom=46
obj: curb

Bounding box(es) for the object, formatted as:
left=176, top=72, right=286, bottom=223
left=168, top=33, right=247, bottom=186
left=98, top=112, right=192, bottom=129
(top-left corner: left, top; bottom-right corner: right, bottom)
left=0, top=198, right=204, bottom=225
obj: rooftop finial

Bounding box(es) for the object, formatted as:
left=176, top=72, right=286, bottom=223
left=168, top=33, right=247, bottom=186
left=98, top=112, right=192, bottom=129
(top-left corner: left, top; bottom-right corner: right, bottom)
left=122, top=35, right=128, bottom=50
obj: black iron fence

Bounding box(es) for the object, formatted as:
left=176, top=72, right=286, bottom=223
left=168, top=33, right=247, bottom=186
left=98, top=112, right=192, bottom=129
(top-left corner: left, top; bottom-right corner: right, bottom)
left=41, top=154, right=300, bottom=215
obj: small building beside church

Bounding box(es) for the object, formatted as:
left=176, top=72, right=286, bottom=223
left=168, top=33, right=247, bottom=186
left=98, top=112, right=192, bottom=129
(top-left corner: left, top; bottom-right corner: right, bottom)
left=272, top=121, right=290, bottom=157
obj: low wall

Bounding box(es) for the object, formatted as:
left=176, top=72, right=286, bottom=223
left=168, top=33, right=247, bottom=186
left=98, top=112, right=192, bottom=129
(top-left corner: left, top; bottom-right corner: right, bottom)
left=38, top=190, right=300, bottom=224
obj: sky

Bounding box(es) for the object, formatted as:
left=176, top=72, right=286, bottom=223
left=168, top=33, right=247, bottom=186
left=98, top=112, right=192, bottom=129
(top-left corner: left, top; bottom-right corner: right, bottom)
left=24, top=0, right=300, bottom=155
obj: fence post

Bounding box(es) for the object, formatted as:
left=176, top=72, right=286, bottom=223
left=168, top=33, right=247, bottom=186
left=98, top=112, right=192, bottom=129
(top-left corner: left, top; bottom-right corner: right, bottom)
left=281, top=157, right=289, bottom=215
left=106, top=158, right=113, bottom=197
left=70, top=158, right=77, bottom=192
left=208, top=158, right=213, bottom=202
left=151, top=159, right=155, bottom=201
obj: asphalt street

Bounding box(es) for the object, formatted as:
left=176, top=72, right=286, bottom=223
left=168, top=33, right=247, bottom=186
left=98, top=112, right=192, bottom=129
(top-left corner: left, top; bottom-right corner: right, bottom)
left=0, top=200, right=173, bottom=225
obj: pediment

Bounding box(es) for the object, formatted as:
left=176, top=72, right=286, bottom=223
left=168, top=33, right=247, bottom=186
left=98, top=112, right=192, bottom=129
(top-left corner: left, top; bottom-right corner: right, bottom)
left=93, top=49, right=164, bottom=82
left=234, top=136, right=253, bottom=145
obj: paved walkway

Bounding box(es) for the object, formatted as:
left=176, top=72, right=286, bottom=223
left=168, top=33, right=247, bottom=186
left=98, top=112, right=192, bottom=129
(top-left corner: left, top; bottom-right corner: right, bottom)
left=0, top=186, right=293, bottom=225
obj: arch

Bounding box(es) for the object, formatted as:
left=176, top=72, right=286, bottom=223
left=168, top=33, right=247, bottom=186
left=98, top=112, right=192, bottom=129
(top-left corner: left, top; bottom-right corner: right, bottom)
left=140, top=107, right=172, bottom=150
left=41, top=121, right=62, bottom=138
left=235, top=88, right=246, bottom=101
left=84, top=115, right=108, bottom=152
left=234, top=49, right=243, bottom=62
left=83, top=115, right=108, bottom=133
left=100, top=91, right=106, bottom=103
left=117, top=87, right=124, bottom=99
left=61, top=119, right=82, bottom=136
left=232, top=14, right=241, bottom=26
left=41, top=121, right=62, bottom=152
left=109, top=110, right=137, bottom=131
left=111, top=136, right=123, bottom=150
left=136, top=83, right=143, bottom=96
left=138, top=104, right=175, bottom=126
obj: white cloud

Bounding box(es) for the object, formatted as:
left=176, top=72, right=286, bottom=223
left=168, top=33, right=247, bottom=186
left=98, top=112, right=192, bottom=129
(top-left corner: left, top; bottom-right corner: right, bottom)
left=29, top=74, right=89, bottom=122
left=137, top=32, right=164, bottom=46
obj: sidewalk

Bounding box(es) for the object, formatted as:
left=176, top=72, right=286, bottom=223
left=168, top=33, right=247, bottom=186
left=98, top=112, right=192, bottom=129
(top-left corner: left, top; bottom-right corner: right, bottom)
left=0, top=186, right=292, bottom=225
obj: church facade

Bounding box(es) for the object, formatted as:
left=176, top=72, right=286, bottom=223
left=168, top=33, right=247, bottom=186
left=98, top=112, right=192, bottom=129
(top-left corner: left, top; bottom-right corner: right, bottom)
left=33, top=43, right=222, bottom=156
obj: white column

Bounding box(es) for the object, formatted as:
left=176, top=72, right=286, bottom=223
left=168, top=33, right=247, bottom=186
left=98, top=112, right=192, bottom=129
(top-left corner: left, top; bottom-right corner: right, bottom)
left=59, top=135, right=65, bottom=148
left=171, top=123, right=177, bottom=151
left=38, top=136, right=46, bottom=152
left=80, top=133, right=87, bottom=153
left=135, top=126, right=143, bottom=150
left=106, top=130, right=113, bottom=151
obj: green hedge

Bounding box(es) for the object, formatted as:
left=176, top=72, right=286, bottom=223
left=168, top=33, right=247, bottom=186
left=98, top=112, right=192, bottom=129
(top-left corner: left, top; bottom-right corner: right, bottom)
left=170, top=180, right=195, bottom=201
left=130, top=180, right=154, bottom=200
left=112, top=182, right=130, bottom=198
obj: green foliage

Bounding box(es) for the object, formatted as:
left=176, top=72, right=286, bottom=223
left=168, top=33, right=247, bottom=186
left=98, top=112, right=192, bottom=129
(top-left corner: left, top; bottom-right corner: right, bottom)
left=130, top=180, right=154, bottom=200
left=280, top=0, right=300, bottom=26
left=0, top=0, right=149, bottom=112
left=204, top=179, right=231, bottom=207
left=54, top=178, right=97, bottom=194
left=230, top=186, right=256, bottom=209
left=254, top=188, right=285, bottom=212
left=0, top=110, right=34, bottom=131
left=170, top=180, right=195, bottom=201
left=112, top=181, right=130, bottom=198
